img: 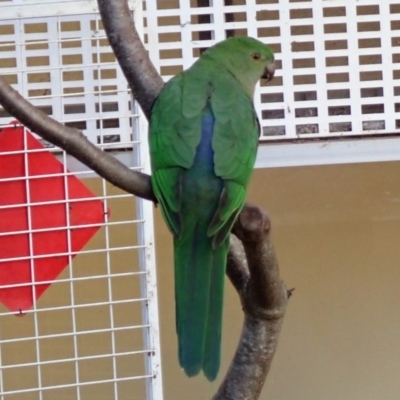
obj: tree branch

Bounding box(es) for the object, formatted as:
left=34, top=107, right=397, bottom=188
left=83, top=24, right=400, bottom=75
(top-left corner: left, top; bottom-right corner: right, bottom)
left=234, top=205, right=285, bottom=314
left=0, top=76, right=155, bottom=201
left=97, top=0, right=164, bottom=119
left=226, top=235, right=249, bottom=294
left=215, top=205, right=288, bottom=400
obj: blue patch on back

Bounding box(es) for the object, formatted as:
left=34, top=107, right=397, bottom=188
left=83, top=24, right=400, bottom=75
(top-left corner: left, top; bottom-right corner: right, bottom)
left=195, top=105, right=215, bottom=168
left=186, top=103, right=223, bottom=201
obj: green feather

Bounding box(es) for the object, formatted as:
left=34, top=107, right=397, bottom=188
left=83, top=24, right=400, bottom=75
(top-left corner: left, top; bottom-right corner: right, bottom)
left=174, top=218, right=229, bottom=381
left=202, top=237, right=229, bottom=380
left=174, top=220, right=214, bottom=376
left=151, top=168, right=182, bottom=235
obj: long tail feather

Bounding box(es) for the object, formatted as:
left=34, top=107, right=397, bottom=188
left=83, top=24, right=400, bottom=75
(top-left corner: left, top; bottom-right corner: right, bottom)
left=203, top=238, right=229, bottom=381
left=174, top=223, right=212, bottom=376
left=174, top=223, right=228, bottom=379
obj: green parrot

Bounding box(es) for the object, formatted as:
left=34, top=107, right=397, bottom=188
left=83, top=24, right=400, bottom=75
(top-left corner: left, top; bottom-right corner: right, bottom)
left=149, top=37, right=275, bottom=381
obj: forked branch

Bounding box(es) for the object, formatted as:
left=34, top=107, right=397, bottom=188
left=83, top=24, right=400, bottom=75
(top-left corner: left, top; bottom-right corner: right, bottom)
left=218, top=206, right=288, bottom=400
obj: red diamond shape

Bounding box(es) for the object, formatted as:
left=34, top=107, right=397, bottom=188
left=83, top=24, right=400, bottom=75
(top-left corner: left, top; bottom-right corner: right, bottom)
left=0, top=123, right=107, bottom=313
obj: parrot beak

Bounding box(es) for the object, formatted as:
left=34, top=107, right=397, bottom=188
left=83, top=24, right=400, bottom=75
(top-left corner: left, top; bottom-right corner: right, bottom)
left=262, top=63, right=275, bottom=81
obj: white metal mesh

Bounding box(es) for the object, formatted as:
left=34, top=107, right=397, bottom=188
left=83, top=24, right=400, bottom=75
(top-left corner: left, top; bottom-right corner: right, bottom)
left=0, top=1, right=163, bottom=399
left=0, top=1, right=133, bottom=150
left=144, top=0, right=400, bottom=140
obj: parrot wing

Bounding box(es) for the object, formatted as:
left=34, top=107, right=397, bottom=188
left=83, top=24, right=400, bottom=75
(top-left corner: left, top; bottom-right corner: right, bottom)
left=208, top=79, right=260, bottom=247
left=150, top=73, right=209, bottom=236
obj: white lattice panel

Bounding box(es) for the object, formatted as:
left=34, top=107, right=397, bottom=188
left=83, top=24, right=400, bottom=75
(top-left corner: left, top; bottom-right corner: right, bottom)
left=0, top=1, right=163, bottom=399
left=144, top=0, right=400, bottom=140
left=0, top=0, right=135, bottom=150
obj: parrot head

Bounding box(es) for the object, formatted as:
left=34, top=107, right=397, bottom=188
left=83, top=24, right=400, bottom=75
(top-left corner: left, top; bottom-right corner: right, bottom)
left=201, top=36, right=275, bottom=97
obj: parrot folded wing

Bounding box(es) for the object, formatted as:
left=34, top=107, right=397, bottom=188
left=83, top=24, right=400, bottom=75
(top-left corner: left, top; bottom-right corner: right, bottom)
left=150, top=73, right=209, bottom=236
left=208, top=85, right=260, bottom=247
left=152, top=168, right=182, bottom=236
left=207, top=181, right=246, bottom=248
left=150, top=74, right=207, bottom=171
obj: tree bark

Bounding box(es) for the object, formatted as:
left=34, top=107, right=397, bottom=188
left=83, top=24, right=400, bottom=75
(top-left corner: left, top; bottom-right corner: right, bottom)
left=216, top=206, right=288, bottom=400
left=97, top=0, right=164, bottom=119
left=0, top=1, right=289, bottom=398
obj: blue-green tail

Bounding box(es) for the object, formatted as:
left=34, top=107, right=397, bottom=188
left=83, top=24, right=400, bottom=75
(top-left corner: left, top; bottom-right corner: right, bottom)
left=174, top=224, right=229, bottom=381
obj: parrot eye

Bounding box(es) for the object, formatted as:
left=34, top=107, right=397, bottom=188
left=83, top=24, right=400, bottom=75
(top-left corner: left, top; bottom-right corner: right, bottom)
left=251, top=52, right=261, bottom=60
